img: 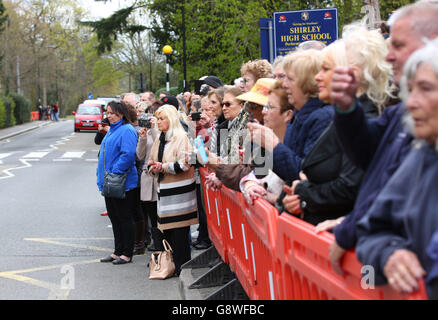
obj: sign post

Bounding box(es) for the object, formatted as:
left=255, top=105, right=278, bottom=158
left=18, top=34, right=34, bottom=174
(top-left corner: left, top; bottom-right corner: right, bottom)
left=273, top=8, right=338, bottom=58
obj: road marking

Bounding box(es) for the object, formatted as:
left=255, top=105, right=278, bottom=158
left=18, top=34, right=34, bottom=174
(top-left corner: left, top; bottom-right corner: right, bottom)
left=53, top=159, right=72, bottom=162
left=23, top=151, right=49, bottom=158
left=0, top=237, right=113, bottom=300
left=0, top=153, right=12, bottom=159
left=61, top=151, right=85, bottom=158
left=0, top=159, right=38, bottom=180
left=24, top=238, right=113, bottom=253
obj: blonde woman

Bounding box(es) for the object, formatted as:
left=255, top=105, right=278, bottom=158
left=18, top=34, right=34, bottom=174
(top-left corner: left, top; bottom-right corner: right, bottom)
left=247, top=49, right=333, bottom=183
left=148, top=104, right=198, bottom=276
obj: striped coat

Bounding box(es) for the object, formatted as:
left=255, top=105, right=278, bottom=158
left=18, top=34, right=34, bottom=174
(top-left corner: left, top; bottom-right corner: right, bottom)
left=148, top=133, right=198, bottom=231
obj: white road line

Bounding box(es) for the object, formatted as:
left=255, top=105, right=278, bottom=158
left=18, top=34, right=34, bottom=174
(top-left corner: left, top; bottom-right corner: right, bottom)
left=61, top=151, right=85, bottom=158
left=0, top=153, right=12, bottom=159
left=0, top=159, right=38, bottom=180
left=23, top=152, right=49, bottom=159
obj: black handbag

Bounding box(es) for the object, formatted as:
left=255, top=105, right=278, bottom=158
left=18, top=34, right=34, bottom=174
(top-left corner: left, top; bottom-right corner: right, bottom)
left=101, top=144, right=127, bottom=199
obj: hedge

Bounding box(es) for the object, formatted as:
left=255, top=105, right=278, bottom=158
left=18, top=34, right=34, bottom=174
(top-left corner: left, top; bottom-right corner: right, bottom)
left=0, top=93, right=34, bottom=129
left=10, top=92, right=31, bottom=124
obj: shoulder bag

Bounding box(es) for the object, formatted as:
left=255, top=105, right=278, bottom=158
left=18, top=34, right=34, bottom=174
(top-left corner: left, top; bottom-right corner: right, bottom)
left=101, top=144, right=127, bottom=199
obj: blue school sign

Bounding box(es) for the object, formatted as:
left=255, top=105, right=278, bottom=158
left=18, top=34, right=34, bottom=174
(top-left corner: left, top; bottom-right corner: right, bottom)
left=261, top=8, right=338, bottom=61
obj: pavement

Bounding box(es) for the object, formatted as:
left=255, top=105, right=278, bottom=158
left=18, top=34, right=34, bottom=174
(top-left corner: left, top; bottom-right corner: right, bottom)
left=0, top=119, right=243, bottom=300
left=0, top=120, right=56, bottom=141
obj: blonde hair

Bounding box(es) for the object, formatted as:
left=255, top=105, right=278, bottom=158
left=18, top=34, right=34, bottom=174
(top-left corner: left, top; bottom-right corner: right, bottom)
left=155, top=104, right=186, bottom=140
left=283, top=49, right=322, bottom=97
left=320, top=39, right=348, bottom=68
left=342, top=24, right=393, bottom=111
left=240, top=59, right=273, bottom=80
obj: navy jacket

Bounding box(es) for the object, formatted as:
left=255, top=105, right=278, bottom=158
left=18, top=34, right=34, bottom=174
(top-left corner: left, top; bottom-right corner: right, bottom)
left=355, top=143, right=438, bottom=295
left=272, top=98, right=333, bottom=182
left=333, top=102, right=413, bottom=249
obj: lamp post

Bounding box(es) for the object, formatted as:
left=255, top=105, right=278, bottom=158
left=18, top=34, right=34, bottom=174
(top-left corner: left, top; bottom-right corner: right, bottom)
left=162, top=45, right=173, bottom=92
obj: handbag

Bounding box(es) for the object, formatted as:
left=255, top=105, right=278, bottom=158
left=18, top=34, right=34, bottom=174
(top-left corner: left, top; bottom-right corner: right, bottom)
left=101, top=144, right=127, bottom=199
left=148, top=239, right=176, bottom=280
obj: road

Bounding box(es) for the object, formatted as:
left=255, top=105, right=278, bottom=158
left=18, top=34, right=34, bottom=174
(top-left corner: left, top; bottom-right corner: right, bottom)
left=0, top=120, right=185, bottom=300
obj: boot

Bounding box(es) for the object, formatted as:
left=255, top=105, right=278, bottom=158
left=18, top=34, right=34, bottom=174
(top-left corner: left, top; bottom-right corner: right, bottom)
left=133, top=220, right=146, bottom=255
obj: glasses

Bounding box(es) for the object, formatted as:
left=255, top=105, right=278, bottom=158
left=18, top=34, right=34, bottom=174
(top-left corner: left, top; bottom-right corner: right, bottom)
left=263, top=104, right=279, bottom=111
left=222, top=102, right=233, bottom=108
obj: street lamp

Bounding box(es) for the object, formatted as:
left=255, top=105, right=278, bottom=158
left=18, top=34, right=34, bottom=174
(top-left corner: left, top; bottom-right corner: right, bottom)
left=162, top=45, right=173, bottom=92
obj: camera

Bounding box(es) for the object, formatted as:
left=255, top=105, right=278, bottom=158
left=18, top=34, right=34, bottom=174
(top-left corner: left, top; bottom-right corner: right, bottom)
left=191, top=112, right=201, bottom=121
left=200, top=84, right=210, bottom=96
left=138, top=113, right=153, bottom=128
left=101, top=117, right=110, bottom=125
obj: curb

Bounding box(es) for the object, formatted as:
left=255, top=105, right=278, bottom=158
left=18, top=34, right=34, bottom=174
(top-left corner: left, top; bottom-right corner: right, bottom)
left=0, top=121, right=53, bottom=141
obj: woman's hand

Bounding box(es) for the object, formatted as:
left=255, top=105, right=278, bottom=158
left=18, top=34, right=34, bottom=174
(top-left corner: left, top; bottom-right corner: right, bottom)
left=243, top=182, right=267, bottom=205
left=247, top=122, right=280, bottom=152
left=149, top=117, right=156, bottom=129
left=199, top=112, right=211, bottom=129
left=329, top=240, right=346, bottom=275
left=383, top=249, right=426, bottom=294
left=148, top=161, right=163, bottom=174
left=315, top=216, right=345, bottom=234
left=138, top=127, right=147, bottom=138
left=282, top=194, right=303, bottom=215
left=205, top=173, right=222, bottom=191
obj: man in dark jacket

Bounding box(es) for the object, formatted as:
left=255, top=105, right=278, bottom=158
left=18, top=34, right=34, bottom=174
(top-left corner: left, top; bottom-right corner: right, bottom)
left=327, top=1, right=438, bottom=275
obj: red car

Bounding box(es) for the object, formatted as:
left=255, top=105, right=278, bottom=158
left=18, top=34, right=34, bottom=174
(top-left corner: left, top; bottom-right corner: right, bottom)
left=72, top=103, right=103, bottom=132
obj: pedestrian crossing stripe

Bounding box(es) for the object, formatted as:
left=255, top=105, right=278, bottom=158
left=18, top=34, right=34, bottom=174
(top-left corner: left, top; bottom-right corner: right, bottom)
left=23, top=151, right=49, bottom=158
left=61, top=151, right=85, bottom=158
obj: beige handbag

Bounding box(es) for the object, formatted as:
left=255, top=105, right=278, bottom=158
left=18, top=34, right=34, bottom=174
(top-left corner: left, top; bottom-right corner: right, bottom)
left=148, top=239, right=176, bottom=280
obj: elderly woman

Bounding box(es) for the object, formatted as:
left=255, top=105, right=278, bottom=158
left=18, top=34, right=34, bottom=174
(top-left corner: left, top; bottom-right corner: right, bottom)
left=240, top=59, right=273, bottom=93
left=355, top=38, right=438, bottom=298
left=148, top=104, right=198, bottom=276
left=240, top=81, right=293, bottom=204
left=98, top=101, right=138, bottom=265
left=282, top=27, right=392, bottom=227
left=247, top=49, right=333, bottom=183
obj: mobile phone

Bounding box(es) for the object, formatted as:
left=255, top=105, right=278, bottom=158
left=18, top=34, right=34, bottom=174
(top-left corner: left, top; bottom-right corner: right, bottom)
left=191, top=112, right=202, bottom=121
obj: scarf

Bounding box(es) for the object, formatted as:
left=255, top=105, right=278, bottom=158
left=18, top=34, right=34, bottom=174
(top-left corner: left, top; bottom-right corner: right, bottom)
left=157, top=132, right=166, bottom=183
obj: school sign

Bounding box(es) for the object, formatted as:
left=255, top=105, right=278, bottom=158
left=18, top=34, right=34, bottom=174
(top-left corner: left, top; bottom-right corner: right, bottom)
left=260, top=8, right=338, bottom=62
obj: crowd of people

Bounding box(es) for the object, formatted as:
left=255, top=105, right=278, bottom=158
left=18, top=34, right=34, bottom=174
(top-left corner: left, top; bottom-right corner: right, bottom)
left=94, top=1, right=438, bottom=299
left=38, top=103, right=60, bottom=121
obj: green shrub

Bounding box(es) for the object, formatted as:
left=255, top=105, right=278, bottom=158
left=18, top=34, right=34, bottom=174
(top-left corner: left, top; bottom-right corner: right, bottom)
left=0, top=95, right=16, bottom=128
left=0, top=99, right=5, bottom=128
left=10, top=93, right=31, bottom=124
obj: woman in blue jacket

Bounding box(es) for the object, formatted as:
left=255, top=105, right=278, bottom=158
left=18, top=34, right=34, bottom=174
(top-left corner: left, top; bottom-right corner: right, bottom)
left=97, top=101, right=139, bottom=265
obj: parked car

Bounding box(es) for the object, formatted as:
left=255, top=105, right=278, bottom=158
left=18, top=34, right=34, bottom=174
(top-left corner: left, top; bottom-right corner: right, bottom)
left=72, top=103, right=103, bottom=132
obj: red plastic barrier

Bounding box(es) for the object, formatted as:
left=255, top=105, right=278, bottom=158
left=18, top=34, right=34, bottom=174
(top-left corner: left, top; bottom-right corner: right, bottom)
left=199, top=171, right=428, bottom=300
left=219, top=186, right=254, bottom=297
left=199, top=168, right=228, bottom=263
left=30, top=111, right=39, bottom=121
left=275, top=212, right=428, bottom=300
left=241, top=198, right=280, bottom=300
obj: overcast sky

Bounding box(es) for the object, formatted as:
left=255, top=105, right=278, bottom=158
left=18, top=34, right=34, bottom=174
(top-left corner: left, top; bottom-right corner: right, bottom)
left=79, top=0, right=137, bottom=19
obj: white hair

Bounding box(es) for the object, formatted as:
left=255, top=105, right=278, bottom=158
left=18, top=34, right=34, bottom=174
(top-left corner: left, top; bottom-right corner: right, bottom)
left=388, top=1, right=438, bottom=39
left=400, top=38, right=438, bottom=141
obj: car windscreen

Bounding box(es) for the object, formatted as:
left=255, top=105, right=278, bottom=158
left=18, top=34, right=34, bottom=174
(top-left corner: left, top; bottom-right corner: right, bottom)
left=77, top=105, right=101, bottom=115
